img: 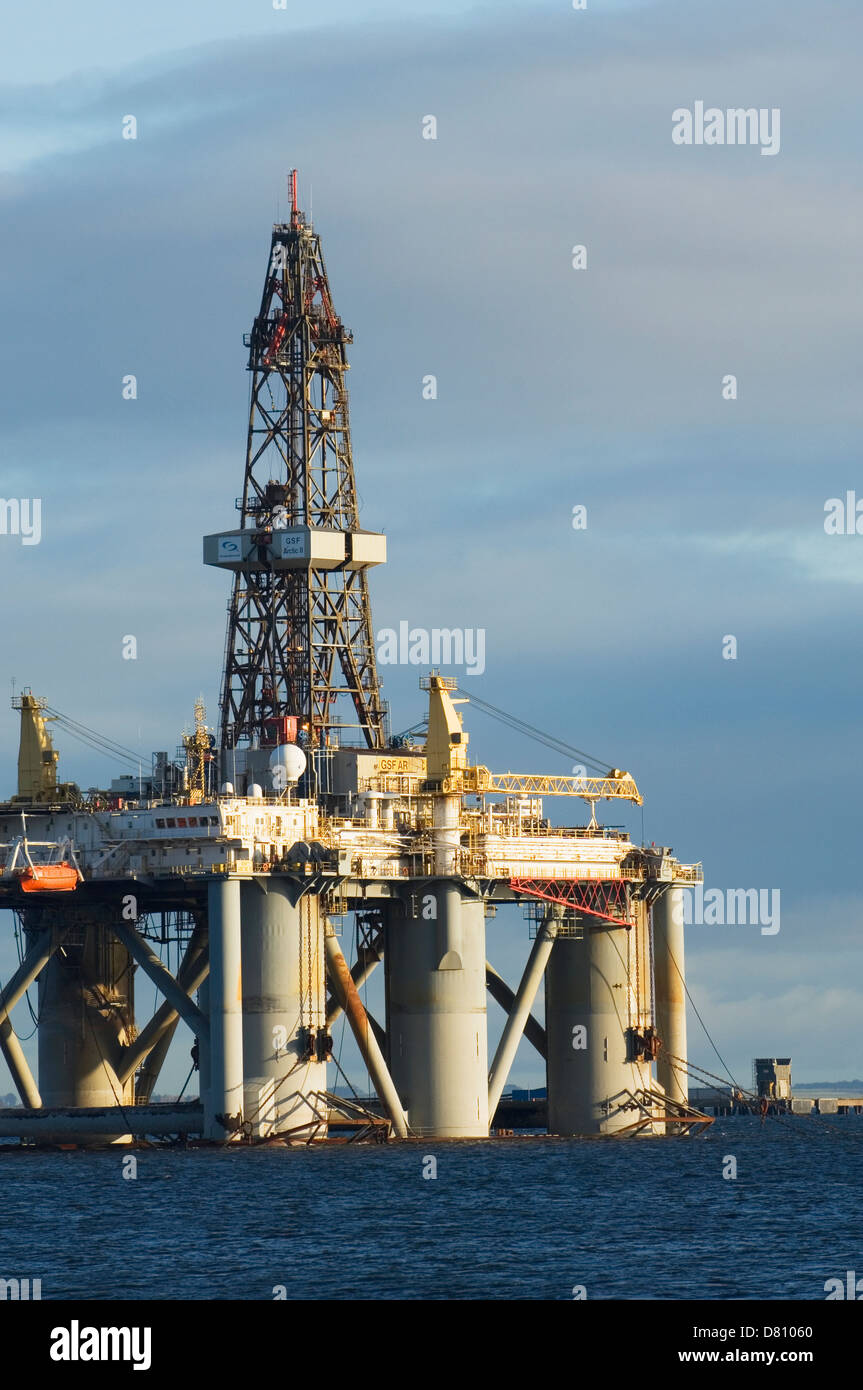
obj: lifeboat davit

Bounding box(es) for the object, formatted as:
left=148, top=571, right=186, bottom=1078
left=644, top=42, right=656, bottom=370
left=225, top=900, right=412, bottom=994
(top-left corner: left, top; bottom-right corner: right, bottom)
left=19, top=863, right=79, bottom=893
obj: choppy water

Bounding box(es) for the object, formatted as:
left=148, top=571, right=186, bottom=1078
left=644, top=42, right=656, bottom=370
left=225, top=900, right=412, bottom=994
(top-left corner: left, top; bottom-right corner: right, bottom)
left=1, top=1117, right=861, bottom=1300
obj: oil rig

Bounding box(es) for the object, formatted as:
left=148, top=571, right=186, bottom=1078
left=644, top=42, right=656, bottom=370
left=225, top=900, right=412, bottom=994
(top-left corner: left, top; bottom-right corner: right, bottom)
left=0, top=175, right=705, bottom=1144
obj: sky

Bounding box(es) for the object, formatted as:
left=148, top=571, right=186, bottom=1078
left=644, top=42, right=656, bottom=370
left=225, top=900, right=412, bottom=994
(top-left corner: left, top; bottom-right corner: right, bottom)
left=1, top=0, right=862, bottom=1104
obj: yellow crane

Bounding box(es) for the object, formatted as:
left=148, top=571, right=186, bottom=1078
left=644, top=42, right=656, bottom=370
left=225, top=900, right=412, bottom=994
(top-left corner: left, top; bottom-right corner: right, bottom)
left=183, top=698, right=213, bottom=803
left=459, top=766, right=642, bottom=805
left=421, top=674, right=642, bottom=817
left=12, top=690, right=59, bottom=802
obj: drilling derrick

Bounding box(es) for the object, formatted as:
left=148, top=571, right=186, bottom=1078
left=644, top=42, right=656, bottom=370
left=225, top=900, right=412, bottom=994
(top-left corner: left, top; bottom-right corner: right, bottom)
left=210, top=172, right=387, bottom=760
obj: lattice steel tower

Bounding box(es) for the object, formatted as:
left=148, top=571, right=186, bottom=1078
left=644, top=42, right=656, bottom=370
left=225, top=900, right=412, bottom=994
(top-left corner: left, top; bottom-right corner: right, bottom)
left=206, top=173, right=388, bottom=755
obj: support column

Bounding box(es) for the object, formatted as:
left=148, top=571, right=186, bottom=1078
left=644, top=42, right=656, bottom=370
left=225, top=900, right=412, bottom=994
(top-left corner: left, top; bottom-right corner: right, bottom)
left=545, top=916, right=652, bottom=1135
left=37, top=920, right=134, bottom=1113
left=197, top=977, right=211, bottom=1111
left=488, top=909, right=559, bottom=1120
left=634, top=898, right=652, bottom=1033
left=205, top=877, right=244, bottom=1139
left=653, top=886, right=688, bottom=1107
left=485, top=962, right=547, bottom=1059
left=0, top=927, right=64, bottom=1108
left=432, top=796, right=462, bottom=876
left=125, top=927, right=209, bottom=1097
left=326, top=943, right=383, bottom=1029
left=325, top=923, right=407, bottom=1138
left=0, top=929, right=64, bottom=1019
left=240, top=879, right=328, bottom=1139
left=0, top=1029, right=40, bottom=1108
left=385, top=883, right=488, bottom=1138
left=111, top=919, right=206, bottom=1038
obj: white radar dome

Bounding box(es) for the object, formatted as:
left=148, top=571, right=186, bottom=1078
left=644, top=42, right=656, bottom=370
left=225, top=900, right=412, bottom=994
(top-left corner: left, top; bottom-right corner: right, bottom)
left=220, top=781, right=234, bottom=795
left=248, top=782, right=264, bottom=799
left=269, top=743, right=307, bottom=786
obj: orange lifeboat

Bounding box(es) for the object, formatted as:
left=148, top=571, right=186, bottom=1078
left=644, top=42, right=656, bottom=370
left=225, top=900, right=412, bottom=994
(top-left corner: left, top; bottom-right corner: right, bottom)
left=19, top=863, right=79, bottom=893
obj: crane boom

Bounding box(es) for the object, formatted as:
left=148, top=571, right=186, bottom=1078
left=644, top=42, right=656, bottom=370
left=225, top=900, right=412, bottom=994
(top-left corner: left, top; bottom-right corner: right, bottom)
left=453, top=766, right=643, bottom=805
left=422, top=674, right=643, bottom=812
